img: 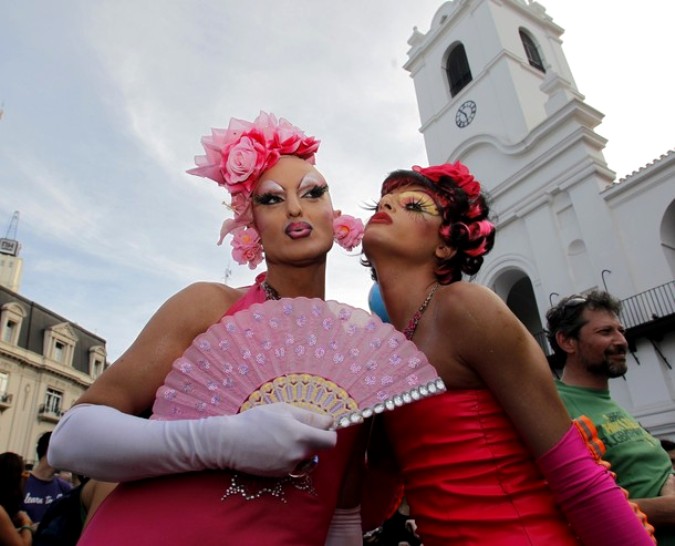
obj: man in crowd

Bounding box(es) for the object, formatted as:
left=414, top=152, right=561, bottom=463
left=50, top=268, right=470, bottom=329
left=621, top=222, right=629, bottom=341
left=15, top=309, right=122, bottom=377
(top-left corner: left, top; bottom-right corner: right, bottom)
left=546, top=290, right=675, bottom=544
left=23, top=431, right=73, bottom=526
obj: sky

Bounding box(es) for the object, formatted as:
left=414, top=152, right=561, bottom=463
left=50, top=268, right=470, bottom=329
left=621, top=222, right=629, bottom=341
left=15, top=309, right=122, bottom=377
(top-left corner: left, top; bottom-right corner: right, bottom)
left=1, top=1, right=673, bottom=362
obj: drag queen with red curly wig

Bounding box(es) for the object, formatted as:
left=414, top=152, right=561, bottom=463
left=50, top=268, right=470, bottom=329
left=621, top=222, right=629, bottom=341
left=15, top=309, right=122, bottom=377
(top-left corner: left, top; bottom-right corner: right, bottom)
left=362, top=163, right=655, bottom=545
left=49, top=112, right=367, bottom=545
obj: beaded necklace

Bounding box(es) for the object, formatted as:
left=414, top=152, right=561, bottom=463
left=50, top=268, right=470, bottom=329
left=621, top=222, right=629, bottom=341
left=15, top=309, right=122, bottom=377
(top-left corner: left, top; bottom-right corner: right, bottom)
left=262, top=280, right=281, bottom=301
left=403, top=283, right=440, bottom=340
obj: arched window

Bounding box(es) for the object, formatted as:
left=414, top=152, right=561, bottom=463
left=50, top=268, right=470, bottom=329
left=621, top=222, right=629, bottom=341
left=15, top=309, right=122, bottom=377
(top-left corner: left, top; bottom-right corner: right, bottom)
left=519, top=30, right=545, bottom=73
left=446, top=43, right=472, bottom=97
left=660, top=199, right=675, bottom=277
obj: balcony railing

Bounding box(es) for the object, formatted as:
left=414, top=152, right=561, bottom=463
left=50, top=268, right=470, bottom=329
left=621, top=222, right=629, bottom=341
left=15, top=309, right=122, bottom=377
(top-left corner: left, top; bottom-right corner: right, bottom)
left=0, top=392, right=12, bottom=411
left=38, top=404, right=64, bottom=422
left=620, top=281, right=675, bottom=329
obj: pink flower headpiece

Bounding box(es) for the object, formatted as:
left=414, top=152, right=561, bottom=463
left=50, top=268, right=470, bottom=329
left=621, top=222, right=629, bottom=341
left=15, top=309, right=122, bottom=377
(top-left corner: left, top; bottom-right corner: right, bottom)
left=412, top=161, right=481, bottom=201
left=412, top=161, right=484, bottom=219
left=188, top=111, right=320, bottom=197
left=188, top=111, right=363, bottom=268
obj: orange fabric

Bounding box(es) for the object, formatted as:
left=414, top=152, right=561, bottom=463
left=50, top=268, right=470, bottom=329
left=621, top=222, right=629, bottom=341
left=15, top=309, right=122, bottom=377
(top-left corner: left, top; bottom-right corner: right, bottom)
left=574, top=416, right=656, bottom=540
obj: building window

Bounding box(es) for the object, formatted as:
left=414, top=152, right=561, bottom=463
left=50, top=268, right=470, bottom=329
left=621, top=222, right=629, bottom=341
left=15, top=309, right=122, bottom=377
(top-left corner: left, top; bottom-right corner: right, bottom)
left=2, top=320, right=15, bottom=343
left=53, top=341, right=65, bottom=363
left=43, top=322, right=78, bottom=367
left=0, top=371, right=11, bottom=407
left=520, top=29, right=546, bottom=73
left=0, top=371, right=8, bottom=396
left=0, top=302, right=25, bottom=345
left=43, top=388, right=63, bottom=415
left=88, top=345, right=107, bottom=378
left=446, top=43, right=473, bottom=97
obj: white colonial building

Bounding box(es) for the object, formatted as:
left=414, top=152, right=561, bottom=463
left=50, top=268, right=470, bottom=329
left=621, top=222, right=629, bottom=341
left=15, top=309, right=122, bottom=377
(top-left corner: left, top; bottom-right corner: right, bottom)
left=404, top=0, right=675, bottom=436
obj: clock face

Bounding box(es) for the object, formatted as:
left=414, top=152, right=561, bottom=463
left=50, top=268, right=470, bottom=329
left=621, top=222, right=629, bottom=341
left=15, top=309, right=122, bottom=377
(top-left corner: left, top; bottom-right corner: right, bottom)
left=455, top=100, right=477, bottom=128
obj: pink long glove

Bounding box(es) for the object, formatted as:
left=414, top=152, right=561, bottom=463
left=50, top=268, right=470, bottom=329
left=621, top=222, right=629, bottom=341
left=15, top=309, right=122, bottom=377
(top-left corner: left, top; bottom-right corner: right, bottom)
left=537, top=418, right=655, bottom=545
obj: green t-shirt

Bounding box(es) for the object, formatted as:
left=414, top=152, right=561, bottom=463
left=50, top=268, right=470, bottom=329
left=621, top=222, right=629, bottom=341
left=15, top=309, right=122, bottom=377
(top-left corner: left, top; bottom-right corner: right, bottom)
left=556, top=380, right=675, bottom=544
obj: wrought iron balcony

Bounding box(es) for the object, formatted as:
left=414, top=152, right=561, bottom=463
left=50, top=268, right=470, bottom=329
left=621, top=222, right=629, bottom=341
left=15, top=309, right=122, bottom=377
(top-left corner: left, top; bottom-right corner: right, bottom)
left=621, top=280, right=675, bottom=331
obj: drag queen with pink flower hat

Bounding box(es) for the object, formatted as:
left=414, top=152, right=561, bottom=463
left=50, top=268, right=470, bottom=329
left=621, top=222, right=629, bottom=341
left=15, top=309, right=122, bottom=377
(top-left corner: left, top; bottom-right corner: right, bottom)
left=49, top=112, right=368, bottom=545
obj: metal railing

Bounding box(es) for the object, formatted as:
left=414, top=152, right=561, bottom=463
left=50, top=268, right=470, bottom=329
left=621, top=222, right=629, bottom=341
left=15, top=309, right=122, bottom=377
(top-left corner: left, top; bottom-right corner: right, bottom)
left=620, top=281, right=675, bottom=329
left=38, top=404, right=63, bottom=417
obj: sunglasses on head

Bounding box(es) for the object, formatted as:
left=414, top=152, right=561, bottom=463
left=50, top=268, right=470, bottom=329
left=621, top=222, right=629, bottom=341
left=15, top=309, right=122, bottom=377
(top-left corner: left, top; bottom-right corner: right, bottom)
left=563, top=296, right=587, bottom=308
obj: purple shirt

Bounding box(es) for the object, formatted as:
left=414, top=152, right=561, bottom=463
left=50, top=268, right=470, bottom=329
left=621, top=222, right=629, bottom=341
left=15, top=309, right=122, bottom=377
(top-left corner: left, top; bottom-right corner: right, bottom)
left=23, top=474, right=73, bottom=522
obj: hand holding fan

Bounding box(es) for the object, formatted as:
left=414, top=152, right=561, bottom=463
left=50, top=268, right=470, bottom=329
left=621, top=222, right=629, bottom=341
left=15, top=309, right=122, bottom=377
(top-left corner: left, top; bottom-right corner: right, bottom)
left=152, top=298, right=445, bottom=428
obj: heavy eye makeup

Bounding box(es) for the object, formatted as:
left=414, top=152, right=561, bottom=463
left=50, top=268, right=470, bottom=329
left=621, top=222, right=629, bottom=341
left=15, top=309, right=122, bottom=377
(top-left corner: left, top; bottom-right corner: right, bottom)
left=397, top=191, right=440, bottom=216
left=253, top=174, right=329, bottom=206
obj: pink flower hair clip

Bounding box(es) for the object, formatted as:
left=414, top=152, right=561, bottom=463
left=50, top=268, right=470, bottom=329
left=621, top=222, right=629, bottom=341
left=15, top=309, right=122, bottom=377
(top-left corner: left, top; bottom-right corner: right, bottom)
left=187, top=111, right=321, bottom=268
left=230, top=226, right=264, bottom=270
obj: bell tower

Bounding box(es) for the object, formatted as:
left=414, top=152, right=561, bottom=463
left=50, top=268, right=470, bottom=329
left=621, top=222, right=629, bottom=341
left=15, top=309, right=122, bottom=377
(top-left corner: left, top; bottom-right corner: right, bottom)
left=403, top=0, right=626, bottom=359
left=405, top=0, right=614, bottom=194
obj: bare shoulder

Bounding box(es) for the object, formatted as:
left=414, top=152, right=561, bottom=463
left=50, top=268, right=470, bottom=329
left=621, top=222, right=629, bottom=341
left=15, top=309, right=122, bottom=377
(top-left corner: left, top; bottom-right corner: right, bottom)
left=436, top=282, right=509, bottom=324
left=166, top=282, right=243, bottom=324
left=171, top=280, right=243, bottom=306
left=434, top=281, right=529, bottom=354
left=132, top=280, right=247, bottom=351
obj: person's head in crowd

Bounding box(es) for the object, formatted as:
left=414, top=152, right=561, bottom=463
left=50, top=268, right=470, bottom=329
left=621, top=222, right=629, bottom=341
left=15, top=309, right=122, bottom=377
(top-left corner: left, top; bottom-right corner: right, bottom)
left=546, top=290, right=627, bottom=377
left=0, top=451, right=27, bottom=522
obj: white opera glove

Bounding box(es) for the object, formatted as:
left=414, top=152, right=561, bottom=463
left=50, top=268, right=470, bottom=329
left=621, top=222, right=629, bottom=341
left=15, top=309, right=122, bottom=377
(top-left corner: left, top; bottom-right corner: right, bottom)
left=48, top=402, right=337, bottom=482
left=325, top=506, right=363, bottom=546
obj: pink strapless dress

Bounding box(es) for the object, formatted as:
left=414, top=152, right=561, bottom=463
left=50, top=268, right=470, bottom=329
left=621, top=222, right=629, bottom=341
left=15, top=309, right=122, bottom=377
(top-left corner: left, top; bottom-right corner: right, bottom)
left=78, top=279, right=362, bottom=546
left=384, top=389, right=583, bottom=546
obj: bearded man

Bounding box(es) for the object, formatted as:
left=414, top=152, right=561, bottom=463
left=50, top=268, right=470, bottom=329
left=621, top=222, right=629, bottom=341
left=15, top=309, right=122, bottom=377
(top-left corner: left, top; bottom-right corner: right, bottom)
left=546, top=290, right=675, bottom=545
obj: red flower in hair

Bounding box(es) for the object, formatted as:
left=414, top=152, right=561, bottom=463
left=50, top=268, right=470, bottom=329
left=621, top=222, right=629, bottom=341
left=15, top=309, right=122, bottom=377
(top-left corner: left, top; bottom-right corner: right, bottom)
left=412, top=161, right=481, bottom=200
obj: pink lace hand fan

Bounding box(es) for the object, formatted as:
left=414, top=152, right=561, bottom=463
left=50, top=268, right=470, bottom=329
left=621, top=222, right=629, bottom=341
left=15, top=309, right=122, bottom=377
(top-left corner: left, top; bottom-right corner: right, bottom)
left=152, top=298, right=445, bottom=428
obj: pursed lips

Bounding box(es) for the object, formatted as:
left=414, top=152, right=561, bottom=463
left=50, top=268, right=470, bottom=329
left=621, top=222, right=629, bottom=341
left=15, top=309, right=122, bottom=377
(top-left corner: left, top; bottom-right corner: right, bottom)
left=285, top=222, right=313, bottom=239
left=367, top=212, right=392, bottom=225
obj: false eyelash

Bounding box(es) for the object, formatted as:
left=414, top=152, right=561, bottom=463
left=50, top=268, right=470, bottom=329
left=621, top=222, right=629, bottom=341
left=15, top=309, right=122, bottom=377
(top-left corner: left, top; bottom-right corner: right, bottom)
left=305, top=184, right=329, bottom=198
left=252, top=193, right=281, bottom=205
left=400, top=195, right=436, bottom=213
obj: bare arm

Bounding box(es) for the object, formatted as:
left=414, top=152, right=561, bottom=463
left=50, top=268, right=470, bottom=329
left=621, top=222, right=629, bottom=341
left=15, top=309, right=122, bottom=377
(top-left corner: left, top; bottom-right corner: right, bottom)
left=0, top=507, right=31, bottom=546
left=633, top=495, right=675, bottom=526
left=439, top=283, right=571, bottom=456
